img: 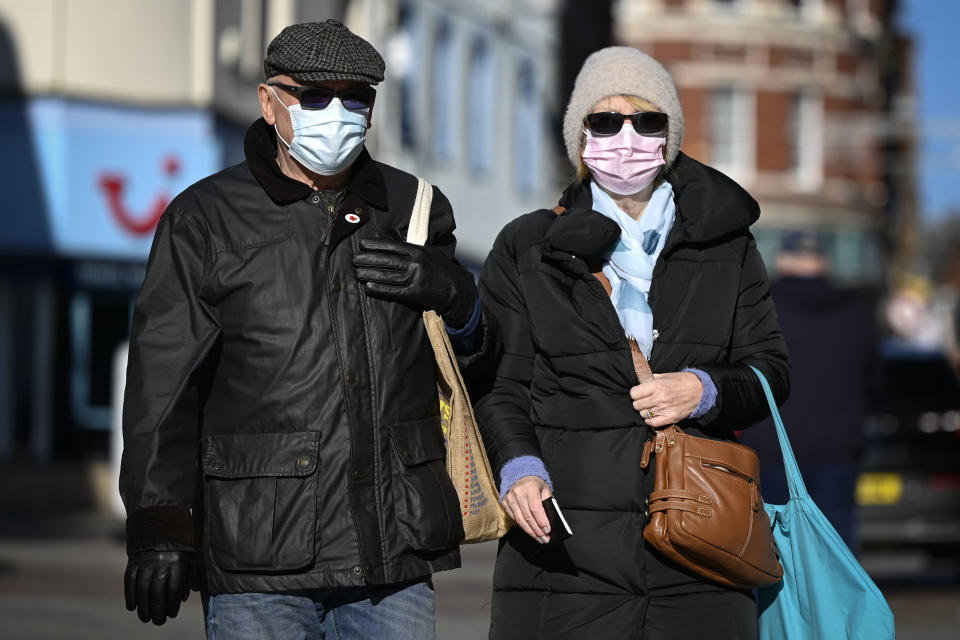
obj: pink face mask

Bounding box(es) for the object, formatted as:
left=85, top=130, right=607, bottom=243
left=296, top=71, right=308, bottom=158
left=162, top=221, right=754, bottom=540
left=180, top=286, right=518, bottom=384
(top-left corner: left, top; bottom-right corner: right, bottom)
left=581, top=125, right=666, bottom=195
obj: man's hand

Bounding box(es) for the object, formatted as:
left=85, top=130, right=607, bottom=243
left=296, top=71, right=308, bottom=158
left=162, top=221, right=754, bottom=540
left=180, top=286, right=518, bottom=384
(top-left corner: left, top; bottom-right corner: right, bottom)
left=501, top=476, right=553, bottom=544
left=124, top=550, right=193, bottom=625
left=629, top=371, right=703, bottom=428
left=353, top=238, right=478, bottom=328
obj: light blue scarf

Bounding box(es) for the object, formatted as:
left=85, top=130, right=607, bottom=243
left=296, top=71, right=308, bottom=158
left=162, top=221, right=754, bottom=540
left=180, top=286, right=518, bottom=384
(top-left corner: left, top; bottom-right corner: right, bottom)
left=591, top=180, right=676, bottom=357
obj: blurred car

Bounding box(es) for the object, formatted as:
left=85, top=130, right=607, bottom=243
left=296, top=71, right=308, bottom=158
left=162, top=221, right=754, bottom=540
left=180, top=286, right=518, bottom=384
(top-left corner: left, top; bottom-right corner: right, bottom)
left=856, top=344, right=960, bottom=584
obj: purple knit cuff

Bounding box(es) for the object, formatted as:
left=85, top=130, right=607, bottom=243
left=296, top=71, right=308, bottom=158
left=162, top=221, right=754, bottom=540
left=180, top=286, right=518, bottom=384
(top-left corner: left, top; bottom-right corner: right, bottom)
left=498, top=455, right=553, bottom=500
left=683, top=368, right=717, bottom=419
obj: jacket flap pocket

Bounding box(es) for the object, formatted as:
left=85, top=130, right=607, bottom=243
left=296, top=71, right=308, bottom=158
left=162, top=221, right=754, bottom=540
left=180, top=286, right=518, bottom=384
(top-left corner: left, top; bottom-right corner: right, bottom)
left=203, top=432, right=319, bottom=479
left=389, top=417, right=445, bottom=465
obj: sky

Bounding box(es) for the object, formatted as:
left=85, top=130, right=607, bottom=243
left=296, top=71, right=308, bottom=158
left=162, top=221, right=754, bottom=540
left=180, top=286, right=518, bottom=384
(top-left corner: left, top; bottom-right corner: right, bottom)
left=901, top=0, right=960, bottom=222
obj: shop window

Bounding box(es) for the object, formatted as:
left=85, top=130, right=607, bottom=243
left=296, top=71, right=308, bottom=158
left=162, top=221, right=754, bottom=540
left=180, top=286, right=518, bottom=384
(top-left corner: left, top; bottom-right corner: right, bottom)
left=69, top=292, right=131, bottom=431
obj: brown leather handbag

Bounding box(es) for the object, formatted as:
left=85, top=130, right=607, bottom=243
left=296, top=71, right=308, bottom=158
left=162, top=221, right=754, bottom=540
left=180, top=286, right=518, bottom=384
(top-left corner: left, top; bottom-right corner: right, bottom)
left=639, top=423, right=783, bottom=589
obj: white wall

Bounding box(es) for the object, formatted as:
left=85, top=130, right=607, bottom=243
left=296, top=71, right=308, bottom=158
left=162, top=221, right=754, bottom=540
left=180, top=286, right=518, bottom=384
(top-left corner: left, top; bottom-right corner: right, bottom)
left=0, top=0, right=214, bottom=105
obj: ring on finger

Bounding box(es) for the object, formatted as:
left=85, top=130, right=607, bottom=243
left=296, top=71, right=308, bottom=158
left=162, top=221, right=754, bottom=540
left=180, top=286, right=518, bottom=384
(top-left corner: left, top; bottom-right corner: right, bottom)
left=645, top=408, right=656, bottom=419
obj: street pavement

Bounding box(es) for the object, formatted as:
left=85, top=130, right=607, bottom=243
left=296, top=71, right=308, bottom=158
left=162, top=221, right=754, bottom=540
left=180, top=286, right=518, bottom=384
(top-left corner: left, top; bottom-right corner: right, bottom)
left=0, top=512, right=957, bottom=639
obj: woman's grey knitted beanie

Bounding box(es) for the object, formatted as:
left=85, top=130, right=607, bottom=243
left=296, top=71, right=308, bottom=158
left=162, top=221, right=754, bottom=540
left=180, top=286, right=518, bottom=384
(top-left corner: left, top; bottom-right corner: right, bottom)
left=563, top=46, right=684, bottom=169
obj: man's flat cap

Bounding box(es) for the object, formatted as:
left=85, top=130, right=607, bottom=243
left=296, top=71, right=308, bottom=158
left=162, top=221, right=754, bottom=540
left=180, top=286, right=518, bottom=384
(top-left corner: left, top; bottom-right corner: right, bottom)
left=263, top=19, right=385, bottom=85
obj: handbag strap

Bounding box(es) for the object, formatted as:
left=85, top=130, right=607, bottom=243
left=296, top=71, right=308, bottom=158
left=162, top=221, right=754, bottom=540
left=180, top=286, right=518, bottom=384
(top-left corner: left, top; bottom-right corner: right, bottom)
left=552, top=205, right=653, bottom=384
left=749, top=365, right=809, bottom=500
left=406, top=177, right=432, bottom=246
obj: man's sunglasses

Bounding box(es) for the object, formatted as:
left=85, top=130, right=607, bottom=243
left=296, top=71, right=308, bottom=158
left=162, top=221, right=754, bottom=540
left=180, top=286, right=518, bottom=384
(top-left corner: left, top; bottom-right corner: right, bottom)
left=584, top=111, right=668, bottom=136
left=268, top=83, right=376, bottom=111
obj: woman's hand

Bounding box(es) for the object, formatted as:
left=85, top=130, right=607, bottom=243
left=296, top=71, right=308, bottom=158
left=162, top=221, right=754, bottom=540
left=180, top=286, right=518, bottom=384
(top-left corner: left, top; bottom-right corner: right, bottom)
left=501, top=476, right=553, bottom=544
left=629, top=371, right=703, bottom=429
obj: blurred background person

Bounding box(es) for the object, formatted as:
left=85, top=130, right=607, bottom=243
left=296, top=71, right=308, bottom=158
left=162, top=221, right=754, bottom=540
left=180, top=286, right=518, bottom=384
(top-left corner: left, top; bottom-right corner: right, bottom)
left=740, top=231, right=880, bottom=553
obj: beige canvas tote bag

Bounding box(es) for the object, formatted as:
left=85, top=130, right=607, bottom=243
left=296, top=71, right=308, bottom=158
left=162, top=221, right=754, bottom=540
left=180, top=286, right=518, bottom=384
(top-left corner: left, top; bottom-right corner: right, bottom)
left=405, top=178, right=512, bottom=543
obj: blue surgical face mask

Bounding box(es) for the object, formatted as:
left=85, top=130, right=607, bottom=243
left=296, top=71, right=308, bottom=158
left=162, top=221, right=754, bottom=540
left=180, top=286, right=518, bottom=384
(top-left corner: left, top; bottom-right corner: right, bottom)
left=272, top=86, right=368, bottom=176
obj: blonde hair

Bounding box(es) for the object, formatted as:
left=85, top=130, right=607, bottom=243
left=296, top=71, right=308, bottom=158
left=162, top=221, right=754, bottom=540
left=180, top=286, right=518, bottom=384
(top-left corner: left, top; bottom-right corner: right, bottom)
left=575, top=95, right=667, bottom=184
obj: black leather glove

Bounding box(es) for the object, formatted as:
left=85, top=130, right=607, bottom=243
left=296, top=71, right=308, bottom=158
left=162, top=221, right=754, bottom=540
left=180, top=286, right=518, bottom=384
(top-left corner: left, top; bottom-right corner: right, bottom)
left=353, top=238, right=478, bottom=329
left=124, top=550, right=193, bottom=625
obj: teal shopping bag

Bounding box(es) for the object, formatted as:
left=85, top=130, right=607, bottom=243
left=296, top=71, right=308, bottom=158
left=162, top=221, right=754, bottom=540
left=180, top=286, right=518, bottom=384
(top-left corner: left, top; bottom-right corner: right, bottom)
left=750, top=366, right=895, bottom=640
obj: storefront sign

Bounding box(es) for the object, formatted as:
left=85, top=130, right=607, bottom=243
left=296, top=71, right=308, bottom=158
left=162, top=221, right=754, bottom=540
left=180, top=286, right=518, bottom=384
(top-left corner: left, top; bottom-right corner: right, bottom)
left=0, top=98, right=220, bottom=261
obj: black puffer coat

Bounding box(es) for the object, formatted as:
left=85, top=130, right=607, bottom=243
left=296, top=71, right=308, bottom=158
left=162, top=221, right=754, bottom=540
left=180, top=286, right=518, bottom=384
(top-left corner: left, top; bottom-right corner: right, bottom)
left=475, top=153, right=789, bottom=637
left=120, top=119, right=498, bottom=594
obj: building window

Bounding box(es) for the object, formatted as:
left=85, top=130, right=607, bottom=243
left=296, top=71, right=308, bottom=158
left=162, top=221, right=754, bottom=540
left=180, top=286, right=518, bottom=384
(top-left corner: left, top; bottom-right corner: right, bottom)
left=398, top=4, right=418, bottom=149
left=430, top=19, right=456, bottom=162
left=831, top=230, right=867, bottom=280
left=708, top=86, right=754, bottom=175
left=788, top=0, right=820, bottom=20
left=466, top=37, right=495, bottom=175
left=713, top=0, right=741, bottom=10
left=788, top=90, right=823, bottom=189
left=513, top=61, right=540, bottom=195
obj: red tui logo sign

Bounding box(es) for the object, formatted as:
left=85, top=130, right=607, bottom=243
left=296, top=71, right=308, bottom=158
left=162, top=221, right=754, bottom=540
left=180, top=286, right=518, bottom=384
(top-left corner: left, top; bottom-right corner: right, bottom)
left=98, top=154, right=181, bottom=236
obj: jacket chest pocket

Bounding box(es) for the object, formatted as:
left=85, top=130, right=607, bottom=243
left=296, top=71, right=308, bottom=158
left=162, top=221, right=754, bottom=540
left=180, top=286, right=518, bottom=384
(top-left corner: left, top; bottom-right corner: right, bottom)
left=202, top=431, right=320, bottom=572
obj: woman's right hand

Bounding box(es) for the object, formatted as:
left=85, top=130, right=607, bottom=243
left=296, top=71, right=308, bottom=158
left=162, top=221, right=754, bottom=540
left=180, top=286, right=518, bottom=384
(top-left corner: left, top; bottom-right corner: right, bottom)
left=502, top=476, right=553, bottom=544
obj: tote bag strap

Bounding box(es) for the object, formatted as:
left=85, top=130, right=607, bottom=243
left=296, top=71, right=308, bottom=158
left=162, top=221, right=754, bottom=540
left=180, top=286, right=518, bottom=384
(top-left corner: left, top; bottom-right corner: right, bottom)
left=406, top=177, right=432, bottom=246
left=748, top=365, right=809, bottom=501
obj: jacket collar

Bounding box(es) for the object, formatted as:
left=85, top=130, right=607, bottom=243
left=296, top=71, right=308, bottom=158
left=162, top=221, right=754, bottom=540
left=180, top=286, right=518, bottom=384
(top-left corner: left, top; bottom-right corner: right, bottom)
left=243, top=117, right=388, bottom=209
left=557, top=152, right=760, bottom=246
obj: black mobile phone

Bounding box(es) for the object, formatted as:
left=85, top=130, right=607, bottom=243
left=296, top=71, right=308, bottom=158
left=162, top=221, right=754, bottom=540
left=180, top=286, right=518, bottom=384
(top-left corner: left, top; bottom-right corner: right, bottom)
left=542, top=496, right=574, bottom=543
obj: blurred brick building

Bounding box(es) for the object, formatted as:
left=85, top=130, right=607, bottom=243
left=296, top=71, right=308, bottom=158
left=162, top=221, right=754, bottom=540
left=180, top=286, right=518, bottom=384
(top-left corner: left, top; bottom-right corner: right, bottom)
left=613, top=0, right=916, bottom=283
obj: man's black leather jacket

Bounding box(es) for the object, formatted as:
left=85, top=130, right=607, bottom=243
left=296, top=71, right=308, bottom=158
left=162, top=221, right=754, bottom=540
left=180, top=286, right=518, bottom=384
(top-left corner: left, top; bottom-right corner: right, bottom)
left=120, top=119, right=499, bottom=593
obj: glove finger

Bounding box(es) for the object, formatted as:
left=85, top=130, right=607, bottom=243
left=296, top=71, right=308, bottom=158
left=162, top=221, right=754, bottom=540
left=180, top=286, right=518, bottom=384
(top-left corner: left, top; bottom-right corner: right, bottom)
left=124, top=564, right=138, bottom=611
left=362, top=282, right=411, bottom=302
left=358, top=238, right=414, bottom=255
left=150, top=568, right=168, bottom=625
left=135, top=565, right=153, bottom=623
left=355, top=267, right=411, bottom=285
left=166, top=563, right=186, bottom=619
left=352, top=251, right=410, bottom=271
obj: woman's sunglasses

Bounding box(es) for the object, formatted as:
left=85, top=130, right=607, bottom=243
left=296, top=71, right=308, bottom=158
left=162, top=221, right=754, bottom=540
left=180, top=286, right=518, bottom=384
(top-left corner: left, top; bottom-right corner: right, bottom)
left=268, top=83, right=376, bottom=111
left=584, top=111, right=668, bottom=136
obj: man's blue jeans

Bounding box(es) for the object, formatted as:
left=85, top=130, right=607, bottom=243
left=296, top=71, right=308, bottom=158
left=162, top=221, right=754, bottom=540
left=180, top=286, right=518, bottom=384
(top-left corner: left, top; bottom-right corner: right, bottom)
left=202, top=578, right=435, bottom=640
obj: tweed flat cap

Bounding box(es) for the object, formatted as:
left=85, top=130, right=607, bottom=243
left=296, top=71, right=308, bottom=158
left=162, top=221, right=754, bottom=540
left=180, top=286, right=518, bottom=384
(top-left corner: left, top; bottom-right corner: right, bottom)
left=563, top=46, right=684, bottom=168
left=264, top=20, right=385, bottom=85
